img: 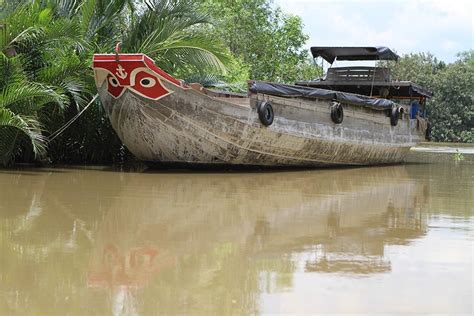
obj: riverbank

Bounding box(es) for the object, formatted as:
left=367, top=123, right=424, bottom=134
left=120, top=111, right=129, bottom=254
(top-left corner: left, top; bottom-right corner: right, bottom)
left=405, top=142, right=474, bottom=164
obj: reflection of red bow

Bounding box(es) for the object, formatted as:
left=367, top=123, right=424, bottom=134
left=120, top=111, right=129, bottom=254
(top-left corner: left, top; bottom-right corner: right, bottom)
left=87, top=244, right=176, bottom=289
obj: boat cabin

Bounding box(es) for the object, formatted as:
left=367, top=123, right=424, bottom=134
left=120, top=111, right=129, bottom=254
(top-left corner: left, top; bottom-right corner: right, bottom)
left=296, top=46, right=433, bottom=104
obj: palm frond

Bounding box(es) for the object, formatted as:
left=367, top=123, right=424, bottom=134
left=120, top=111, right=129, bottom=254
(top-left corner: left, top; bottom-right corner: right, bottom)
left=44, top=18, right=87, bottom=53
left=122, top=0, right=229, bottom=74
left=0, top=1, right=27, bottom=19
left=4, top=4, right=45, bottom=50
left=0, top=107, right=46, bottom=165
left=78, top=0, right=97, bottom=37
left=8, top=26, right=45, bottom=51
left=37, top=54, right=88, bottom=85
left=0, top=53, right=29, bottom=88
left=49, top=0, right=82, bottom=18
left=82, top=0, right=130, bottom=42
left=151, top=34, right=230, bottom=73
left=60, top=77, right=90, bottom=110
left=184, top=73, right=223, bottom=86
left=0, top=81, right=67, bottom=111
left=124, top=0, right=212, bottom=51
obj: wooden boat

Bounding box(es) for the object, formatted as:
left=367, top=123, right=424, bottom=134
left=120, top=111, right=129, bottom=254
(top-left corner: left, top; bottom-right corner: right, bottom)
left=92, top=46, right=431, bottom=168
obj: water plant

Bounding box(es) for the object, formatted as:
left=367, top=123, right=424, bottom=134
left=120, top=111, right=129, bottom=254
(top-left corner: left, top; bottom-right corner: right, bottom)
left=453, top=149, right=465, bottom=162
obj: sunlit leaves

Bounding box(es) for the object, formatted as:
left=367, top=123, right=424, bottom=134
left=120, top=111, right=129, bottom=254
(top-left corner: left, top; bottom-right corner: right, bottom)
left=380, top=51, right=473, bottom=143
left=199, top=0, right=321, bottom=83
left=122, top=0, right=229, bottom=75
left=430, top=55, right=474, bottom=142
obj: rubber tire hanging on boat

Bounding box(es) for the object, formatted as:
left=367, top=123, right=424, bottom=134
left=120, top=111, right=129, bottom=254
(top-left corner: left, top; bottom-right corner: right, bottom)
left=258, top=101, right=274, bottom=126
left=390, top=107, right=399, bottom=126
left=330, top=102, right=344, bottom=124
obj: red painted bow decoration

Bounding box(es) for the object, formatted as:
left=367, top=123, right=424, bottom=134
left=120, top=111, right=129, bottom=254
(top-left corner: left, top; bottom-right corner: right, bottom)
left=93, top=54, right=186, bottom=100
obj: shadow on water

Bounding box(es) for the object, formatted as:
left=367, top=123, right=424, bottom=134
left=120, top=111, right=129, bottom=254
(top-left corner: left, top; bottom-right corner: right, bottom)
left=2, top=160, right=414, bottom=175
left=0, top=163, right=472, bottom=314
left=92, top=161, right=408, bottom=174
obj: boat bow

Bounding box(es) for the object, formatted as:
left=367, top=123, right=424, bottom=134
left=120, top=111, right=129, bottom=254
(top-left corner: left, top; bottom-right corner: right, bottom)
left=93, top=54, right=189, bottom=101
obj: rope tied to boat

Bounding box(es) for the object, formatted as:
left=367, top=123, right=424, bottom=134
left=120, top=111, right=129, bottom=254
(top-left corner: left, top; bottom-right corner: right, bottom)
left=47, top=94, right=98, bottom=143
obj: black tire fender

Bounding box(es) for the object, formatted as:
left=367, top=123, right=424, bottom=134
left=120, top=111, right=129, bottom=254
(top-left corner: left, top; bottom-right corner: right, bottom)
left=390, top=107, right=399, bottom=126
left=257, top=100, right=274, bottom=126
left=330, top=102, right=344, bottom=124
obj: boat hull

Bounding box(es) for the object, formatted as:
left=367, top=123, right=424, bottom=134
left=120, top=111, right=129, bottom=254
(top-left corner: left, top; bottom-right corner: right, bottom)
left=93, top=54, right=424, bottom=168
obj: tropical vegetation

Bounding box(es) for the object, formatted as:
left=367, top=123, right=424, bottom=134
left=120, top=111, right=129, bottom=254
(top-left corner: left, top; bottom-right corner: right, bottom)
left=0, top=0, right=234, bottom=165
left=200, top=0, right=321, bottom=84
left=0, top=0, right=472, bottom=166
left=382, top=51, right=473, bottom=143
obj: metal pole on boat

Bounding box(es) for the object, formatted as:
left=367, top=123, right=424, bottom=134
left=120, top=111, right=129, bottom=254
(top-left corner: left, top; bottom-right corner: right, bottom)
left=369, top=57, right=378, bottom=97
left=115, top=42, right=121, bottom=62
left=312, top=56, right=324, bottom=79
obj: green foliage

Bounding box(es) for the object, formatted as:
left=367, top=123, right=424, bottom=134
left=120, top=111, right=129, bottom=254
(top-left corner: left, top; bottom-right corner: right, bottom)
left=381, top=52, right=446, bottom=89
left=380, top=51, right=473, bottom=143
left=0, top=1, right=85, bottom=165
left=453, top=149, right=465, bottom=162
left=0, top=107, right=46, bottom=165
left=200, top=0, right=321, bottom=83
left=0, top=0, right=232, bottom=165
left=430, top=54, right=473, bottom=143
left=122, top=0, right=230, bottom=76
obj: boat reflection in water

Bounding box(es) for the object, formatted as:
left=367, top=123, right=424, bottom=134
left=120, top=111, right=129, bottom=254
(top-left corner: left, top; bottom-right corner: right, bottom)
left=82, top=166, right=428, bottom=314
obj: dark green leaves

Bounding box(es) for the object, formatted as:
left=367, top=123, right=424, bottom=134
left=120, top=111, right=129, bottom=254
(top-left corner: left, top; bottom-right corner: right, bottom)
left=380, top=51, right=473, bottom=143
left=200, top=0, right=322, bottom=83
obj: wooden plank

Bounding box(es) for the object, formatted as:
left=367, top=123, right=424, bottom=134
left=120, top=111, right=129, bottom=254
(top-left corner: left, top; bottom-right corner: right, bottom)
left=327, top=67, right=391, bottom=82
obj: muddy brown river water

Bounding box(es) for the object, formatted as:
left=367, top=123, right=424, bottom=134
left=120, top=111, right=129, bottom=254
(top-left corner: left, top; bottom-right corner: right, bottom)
left=0, top=164, right=472, bottom=315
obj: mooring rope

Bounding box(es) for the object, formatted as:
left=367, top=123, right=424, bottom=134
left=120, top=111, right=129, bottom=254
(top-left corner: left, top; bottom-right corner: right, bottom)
left=47, top=94, right=98, bottom=143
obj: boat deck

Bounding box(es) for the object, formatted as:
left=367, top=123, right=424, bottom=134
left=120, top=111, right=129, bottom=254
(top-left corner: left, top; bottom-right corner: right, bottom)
left=197, top=87, right=251, bottom=108
left=212, top=96, right=251, bottom=108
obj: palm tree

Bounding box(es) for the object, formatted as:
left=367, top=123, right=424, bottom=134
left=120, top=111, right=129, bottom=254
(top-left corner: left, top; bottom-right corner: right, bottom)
left=0, top=2, right=90, bottom=165
left=44, top=0, right=229, bottom=76
left=121, top=0, right=229, bottom=74
left=0, top=0, right=231, bottom=165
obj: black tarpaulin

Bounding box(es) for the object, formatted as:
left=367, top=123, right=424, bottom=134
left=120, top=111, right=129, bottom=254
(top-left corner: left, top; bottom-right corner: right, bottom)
left=249, top=81, right=396, bottom=110
left=310, top=46, right=400, bottom=63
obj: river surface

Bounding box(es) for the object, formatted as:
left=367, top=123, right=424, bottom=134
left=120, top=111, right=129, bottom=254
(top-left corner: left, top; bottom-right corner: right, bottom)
left=0, top=164, right=472, bottom=315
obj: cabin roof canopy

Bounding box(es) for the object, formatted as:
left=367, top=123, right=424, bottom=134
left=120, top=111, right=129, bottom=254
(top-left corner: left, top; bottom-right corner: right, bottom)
left=311, top=46, right=400, bottom=64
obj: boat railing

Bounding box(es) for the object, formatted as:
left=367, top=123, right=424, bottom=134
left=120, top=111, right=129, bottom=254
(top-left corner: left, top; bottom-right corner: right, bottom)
left=326, top=67, right=392, bottom=82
